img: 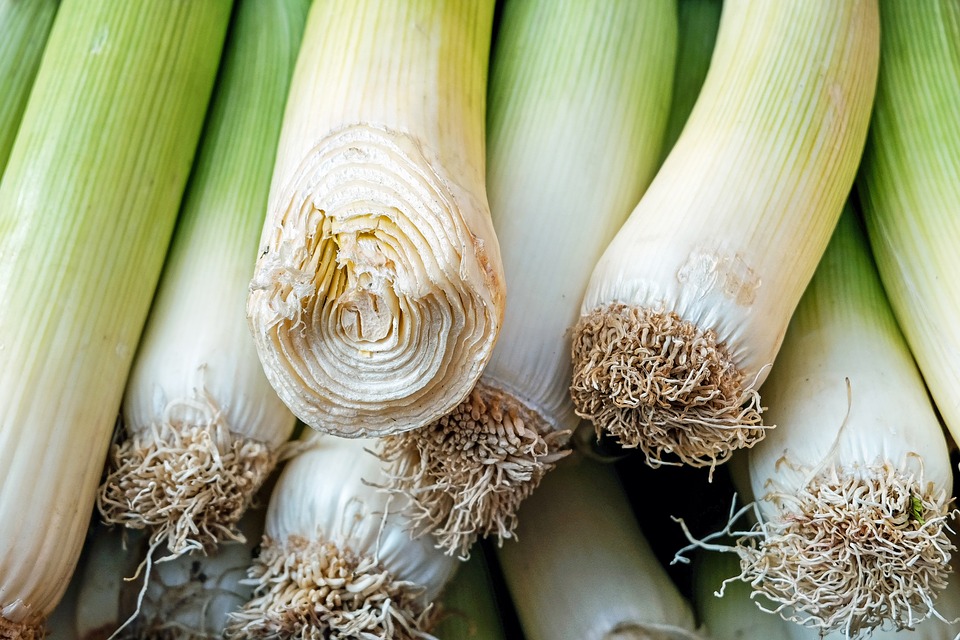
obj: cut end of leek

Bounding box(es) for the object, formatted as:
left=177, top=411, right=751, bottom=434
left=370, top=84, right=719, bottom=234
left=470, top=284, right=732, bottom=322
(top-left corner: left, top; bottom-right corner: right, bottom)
left=378, top=382, right=570, bottom=557
left=98, top=419, right=277, bottom=556
left=571, top=304, right=766, bottom=469
left=224, top=535, right=439, bottom=639
left=248, top=123, right=503, bottom=439
left=735, top=462, right=954, bottom=635
left=0, top=617, right=43, bottom=640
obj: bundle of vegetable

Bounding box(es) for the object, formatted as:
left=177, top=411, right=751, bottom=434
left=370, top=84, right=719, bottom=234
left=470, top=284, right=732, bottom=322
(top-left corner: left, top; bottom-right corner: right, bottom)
left=97, top=0, right=308, bottom=558
left=571, top=0, right=879, bottom=470
left=857, top=2, right=960, bottom=455
left=225, top=433, right=457, bottom=639
left=432, top=549, right=507, bottom=639
left=246, top=0, right=504, bottom=437
left=0, top=0, right=229, bottom=636
left=379, top=0, right=678, bottom=557
left=693, top=208, right=955, bottom=637
left=498, top=454, right=703, bottom=640
left=0, top=0, right=58, bottom=176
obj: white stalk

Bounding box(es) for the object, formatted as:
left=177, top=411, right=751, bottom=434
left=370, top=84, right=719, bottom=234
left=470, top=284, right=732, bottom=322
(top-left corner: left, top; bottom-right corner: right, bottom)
left=378, top=0, right=678, bottom=557
left=247, top=0, right=504, bottom=438
left=497, top=455, right=704, bottom=640
left=432, top=549, right=506, bottom=639
left=0, top=1, right=230, bottom=636
left=97, top=0, right=308, bottom=557
left=736, top=208, right=955, bottom=637
left=571, top=0, right=879, bottom=470
left=225, top=434, right=457, bottom=639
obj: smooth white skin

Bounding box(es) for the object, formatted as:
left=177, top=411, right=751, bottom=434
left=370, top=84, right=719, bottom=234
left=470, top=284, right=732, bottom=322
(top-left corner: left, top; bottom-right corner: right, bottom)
left=748, top=211, right=952, bottom=521
left=498, top=456, right=702, bottom=640
left=480, top=0, right=677, bottom=433
left=267, top=435, right=456, bottom=602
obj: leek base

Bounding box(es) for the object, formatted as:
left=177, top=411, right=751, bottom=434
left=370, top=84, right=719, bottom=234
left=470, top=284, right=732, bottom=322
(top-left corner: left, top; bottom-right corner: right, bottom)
left=97, top=421, right=277, bottom=555
left=734, top=462, right=954, bottom=636
left=223, top=536, right=438, bottom=639
left=0, top=617, right=42, bottom=640
left=378, top=381, right=570, bottom=557
left=570, top=304, right=765, bottom=470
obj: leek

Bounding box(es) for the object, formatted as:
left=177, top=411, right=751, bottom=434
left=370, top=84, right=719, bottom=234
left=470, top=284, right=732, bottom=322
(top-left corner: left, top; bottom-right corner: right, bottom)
left=379, top=0, right=678, bottom=556
left=246, top=0, right=504, bottom=438
left=0, top=0, right=229, bottom=636
left=97, top=0, right=308, bottom=557
left=433, top=548, right=507, bottom=639
left=661, top=0, right=722, bottom=155
left=0, top=0, right=58, bottom=175
left=719, top=208, right=954, bottom=636
left=225, top=434, right=457, bottom=639
left=857, top=1, right=960, bottom=456
left=68, top=508, right=265, bottom=639
left=498, top=455, right=703, bottom=640
left=571, top=0, right=879, bottom=469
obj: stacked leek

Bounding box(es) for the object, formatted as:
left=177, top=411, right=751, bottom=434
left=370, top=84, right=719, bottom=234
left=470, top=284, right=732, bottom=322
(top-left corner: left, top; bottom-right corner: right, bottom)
left=247, top=0, right=504, bottom=438
left=97, top=0, right=308, bottom=558
left=572, top=0, right=879, bottom=470
left=0, top=0, right=230, bottom=635
left=379, top=0, right=678, bottom=557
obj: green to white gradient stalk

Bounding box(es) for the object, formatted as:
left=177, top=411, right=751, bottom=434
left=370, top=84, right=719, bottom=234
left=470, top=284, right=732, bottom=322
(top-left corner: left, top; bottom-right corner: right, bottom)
left=572, top=0, right=879, bottom=471
left=0, top=0, right=59, bottom=175
left=0, top=0, right=230, bottom=636
left=857, top=1, right=960, bottom=453
left=661, top=0, right=722, bottom=155
left=97, top=0, right=309, bottom=558
left=379, top=0, right=678, bottom=557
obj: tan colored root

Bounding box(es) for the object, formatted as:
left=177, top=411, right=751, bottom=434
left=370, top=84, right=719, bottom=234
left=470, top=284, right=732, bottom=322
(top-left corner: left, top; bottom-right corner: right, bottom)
left=378, top=383, right=570, bottom=557
left=224, top=536, right=439, bottom=639
left=735, top=462, right=955, bottom=636
left=571, top=304, right=766, bottom=470
left=0, top=617, right=43, bottom=640
left=97, top=420, right=277, bottom=555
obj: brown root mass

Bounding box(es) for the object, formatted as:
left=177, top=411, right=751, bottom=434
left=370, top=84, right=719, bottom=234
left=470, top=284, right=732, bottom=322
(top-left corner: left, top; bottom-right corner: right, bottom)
left=223, top=537, right=438, bottom=639
left=0, top=617, right=42, bottom=640
left=736, top=462, right=955, bottom=636
left=97, top=421, right=277, bottom=555
left=378, top=383, right=570, bottom=557
left=571, top=304, right=766, bottom=470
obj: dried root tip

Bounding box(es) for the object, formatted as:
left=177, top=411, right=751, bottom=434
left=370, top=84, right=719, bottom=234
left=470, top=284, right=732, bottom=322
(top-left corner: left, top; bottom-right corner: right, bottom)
left=224, top=536, right=439, bottom=640
left=97, top=421, right=278, bottom=555
left=735, top=462, right=955, bottom=636
left=571, top=304, right=766, bottom=470
left=0, top=617, right=43, bottom=640
left=378, top=382, right=570, bottom=557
